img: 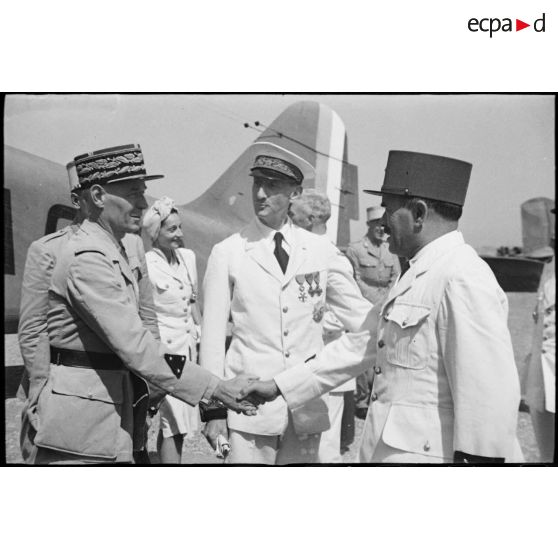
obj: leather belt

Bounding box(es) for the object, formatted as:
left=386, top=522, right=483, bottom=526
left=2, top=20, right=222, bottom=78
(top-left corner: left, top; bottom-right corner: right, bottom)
left=50, top=347, right=123, bottom=370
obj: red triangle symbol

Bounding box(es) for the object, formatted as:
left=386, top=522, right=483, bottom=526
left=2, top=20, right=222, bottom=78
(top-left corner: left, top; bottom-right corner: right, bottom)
left=516, top=19, right=530, bottom=31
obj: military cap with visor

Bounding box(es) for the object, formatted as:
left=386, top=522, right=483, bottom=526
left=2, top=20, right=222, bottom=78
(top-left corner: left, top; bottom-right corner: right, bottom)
left=250, top=155, right=304, bottom=185
left=66, top=143, right=164, bottom=191
left=364, top=150, right=473, bottom=206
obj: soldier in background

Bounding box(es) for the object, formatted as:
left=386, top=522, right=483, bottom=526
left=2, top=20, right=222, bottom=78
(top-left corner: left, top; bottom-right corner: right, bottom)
left=346, top=206, right=400, bottom=418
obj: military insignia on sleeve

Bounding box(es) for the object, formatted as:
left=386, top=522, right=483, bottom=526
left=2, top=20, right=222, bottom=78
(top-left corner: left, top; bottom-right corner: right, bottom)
left=312, top=301, right=326, bottom=323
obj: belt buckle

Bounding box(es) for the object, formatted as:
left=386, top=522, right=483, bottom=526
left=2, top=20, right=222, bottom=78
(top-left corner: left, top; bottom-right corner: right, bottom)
left=56, top=351, right=61, bottom=366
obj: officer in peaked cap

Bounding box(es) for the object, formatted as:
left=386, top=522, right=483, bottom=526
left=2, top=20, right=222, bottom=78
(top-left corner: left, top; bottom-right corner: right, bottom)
left=29, top=143, right=258, bottom=464
left=241, top=149, right=523, bottom=464
left=250, top=154, right=305, bottom=185
left=200, top=149, right=371, bottom=464
left=18, top=145, right=161, bottom=464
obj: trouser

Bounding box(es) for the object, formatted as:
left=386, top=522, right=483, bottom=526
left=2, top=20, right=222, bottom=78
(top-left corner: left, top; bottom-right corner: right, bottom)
left=318, top=393, right=345, bottom=463
left=361, top=438, right=452, bottom=464
left=341, top=391, right=355, bottom=450
left=133, top=448, right=151, bottom=464
left=227, top=420, right=321, bottom=465
left=530, top=409, right=555, bottom=462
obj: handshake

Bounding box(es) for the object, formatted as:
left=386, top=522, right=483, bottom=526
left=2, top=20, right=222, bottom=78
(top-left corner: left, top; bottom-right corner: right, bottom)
left=212, top=375, right=281, bottom=415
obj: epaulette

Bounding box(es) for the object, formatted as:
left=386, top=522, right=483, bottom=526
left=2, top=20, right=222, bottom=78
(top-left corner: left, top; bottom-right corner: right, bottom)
left=38, top=227, right=72, bottom=244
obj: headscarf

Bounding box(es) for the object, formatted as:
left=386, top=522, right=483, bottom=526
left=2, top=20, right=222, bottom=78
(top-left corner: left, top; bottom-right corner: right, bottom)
left=142, top=196, right=178, bottom=242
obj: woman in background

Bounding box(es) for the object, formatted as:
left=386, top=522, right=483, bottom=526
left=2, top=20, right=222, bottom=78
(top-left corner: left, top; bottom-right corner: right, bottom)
left=143, top=197, right=202, bottom=463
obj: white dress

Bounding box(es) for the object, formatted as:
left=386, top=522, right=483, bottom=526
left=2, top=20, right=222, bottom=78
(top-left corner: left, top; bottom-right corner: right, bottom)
left=145, top=247, right=201, bottom=438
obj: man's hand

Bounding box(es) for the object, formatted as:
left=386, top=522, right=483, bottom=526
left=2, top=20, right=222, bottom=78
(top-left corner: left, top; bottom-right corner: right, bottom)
left=238, top=379, right=280, bottom=404
left=213, top=375, right=260, bottom=415
left=203, top=419, right=228, bottom=451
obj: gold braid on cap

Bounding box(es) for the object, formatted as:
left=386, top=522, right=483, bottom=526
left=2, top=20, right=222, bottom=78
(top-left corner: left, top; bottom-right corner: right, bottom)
left=76, top=150, right=145, bottom=185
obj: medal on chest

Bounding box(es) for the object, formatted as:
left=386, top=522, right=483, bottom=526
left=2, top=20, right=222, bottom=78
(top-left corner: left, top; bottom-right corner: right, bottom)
left=312, top=301, right=326, bottom=323
left=295, top=274, right=307, bottom=302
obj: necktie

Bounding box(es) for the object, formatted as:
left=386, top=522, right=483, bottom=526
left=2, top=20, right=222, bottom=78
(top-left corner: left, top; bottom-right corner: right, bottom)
left=274, top=232, right=289, bottom=274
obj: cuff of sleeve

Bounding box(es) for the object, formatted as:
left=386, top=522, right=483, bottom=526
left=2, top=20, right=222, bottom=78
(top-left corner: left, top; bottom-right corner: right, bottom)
left=203, top=374, right=220, bottom=400
left=273, top=361, right=322, bottom=411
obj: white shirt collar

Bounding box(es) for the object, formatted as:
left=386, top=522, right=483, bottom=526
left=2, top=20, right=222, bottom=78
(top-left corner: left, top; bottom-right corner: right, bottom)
left=409, top=230, right=464, bottom=267
left=255, top=217, right=293, bottom=251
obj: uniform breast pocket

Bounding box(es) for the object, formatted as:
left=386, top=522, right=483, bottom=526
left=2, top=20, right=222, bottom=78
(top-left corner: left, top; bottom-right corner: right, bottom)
left=384, top=302, right=431, bottom=369
left=155, top=279, right=181, bottom=303
left=359, top=255, right=377, bottom=269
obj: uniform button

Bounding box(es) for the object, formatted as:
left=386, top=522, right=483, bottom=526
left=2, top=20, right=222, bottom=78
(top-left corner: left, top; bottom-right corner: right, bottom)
left=88, top=393, right=93, bottom=399
left=424, top=441, right=431, bottom=451
left=374, top=366, right=382, bottom=375
left=285, top=351, right=291, bottom=358
left=370, top=393, right=378, bottom=402
left=167, top=339, right=172, bottom=344
left=542, top=349, right=546, bottom=354
left=179, top=285, right=184, bottom=290
left=283, top=306, right=288, bottom=313
left=183, top=308, right=188, bottom=312
left=182, top=296, right=187, bottom=301
left=284, top=330, right=289, bottom=336
left=378, top=339, right=385, bottom=348
left=383, top=314, right=389, bottom=322
left=543, top=335, right=548, bottom=341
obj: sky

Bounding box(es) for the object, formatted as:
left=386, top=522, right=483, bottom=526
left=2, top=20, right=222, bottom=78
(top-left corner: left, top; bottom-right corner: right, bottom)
left=4, top=94, right=555, bottom=250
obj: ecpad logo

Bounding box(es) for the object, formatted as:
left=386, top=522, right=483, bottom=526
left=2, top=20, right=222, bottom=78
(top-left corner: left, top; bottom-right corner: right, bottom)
left=468, top=13, right=546, bottom=37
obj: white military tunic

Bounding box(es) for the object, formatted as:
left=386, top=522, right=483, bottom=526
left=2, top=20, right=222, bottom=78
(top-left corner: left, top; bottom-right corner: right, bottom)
left=276, top=231, right=523, bottom=463
left=146, top=248, right=201, bottom=437
left=200, top=218, right=371, bottom=462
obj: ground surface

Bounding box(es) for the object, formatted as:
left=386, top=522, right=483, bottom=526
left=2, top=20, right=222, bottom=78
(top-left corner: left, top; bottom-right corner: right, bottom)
left=3, top=292, right=544, bottom=464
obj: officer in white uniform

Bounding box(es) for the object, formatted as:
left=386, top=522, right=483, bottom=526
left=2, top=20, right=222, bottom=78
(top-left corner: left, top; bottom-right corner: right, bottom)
left=242, top=150, right=523, bottom=463
left=200, top=149, right=371, bottom=464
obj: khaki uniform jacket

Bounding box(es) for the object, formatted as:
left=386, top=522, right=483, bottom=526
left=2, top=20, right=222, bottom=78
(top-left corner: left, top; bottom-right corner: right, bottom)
left=18, top=226, right=160, bottom=406
left=200, top=219, right=371, bottom=436
left=276, top=232, right=522, bottom=462
left=18, top=224, right=162, bottom=462
left=33, top=220, right=216, bottom=462
left=346, top=236, right=400, bottom=304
